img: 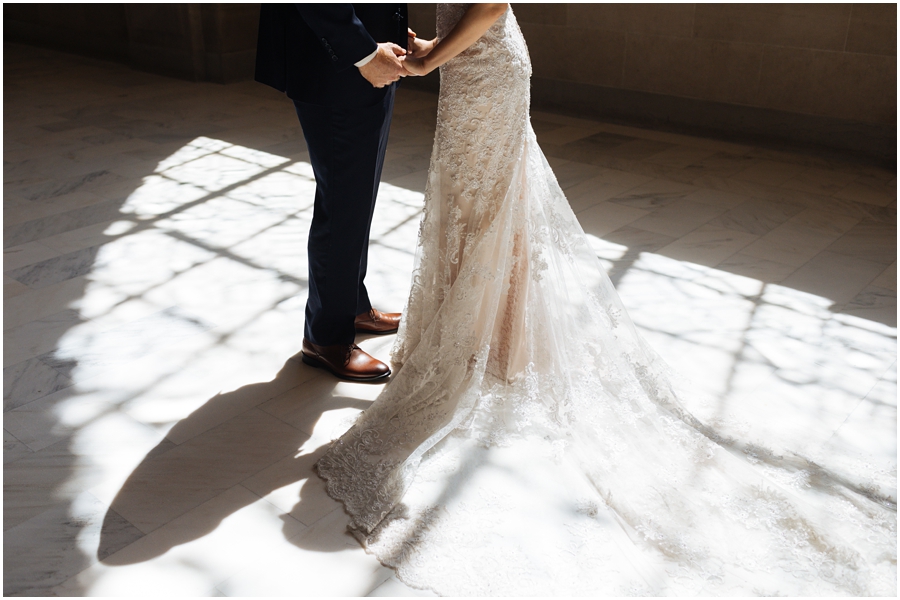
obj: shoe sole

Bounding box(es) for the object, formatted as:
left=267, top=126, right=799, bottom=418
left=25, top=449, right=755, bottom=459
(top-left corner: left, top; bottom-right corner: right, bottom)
left=301, top=352, right=391, bottom=382
left=354, top=327, right=399, bottom=335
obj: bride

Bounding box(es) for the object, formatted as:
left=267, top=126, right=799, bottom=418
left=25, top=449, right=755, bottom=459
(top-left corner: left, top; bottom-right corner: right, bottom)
left=315, top=4, right=896, bottom=595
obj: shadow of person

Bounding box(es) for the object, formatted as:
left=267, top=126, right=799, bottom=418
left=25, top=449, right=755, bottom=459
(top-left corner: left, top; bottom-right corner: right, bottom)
left=97, top=356, right=379, bottom=564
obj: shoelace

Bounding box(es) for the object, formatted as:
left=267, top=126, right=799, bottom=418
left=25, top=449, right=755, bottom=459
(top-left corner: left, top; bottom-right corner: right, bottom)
left=344, top=344, right=361, bottom=365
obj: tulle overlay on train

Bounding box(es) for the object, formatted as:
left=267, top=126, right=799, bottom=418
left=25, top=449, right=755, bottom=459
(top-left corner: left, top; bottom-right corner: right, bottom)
left=316, top=5, right=896, bottom=595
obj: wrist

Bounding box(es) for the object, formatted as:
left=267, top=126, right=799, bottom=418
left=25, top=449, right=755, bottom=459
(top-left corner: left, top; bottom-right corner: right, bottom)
left=423, top=39, right=440, bottom=72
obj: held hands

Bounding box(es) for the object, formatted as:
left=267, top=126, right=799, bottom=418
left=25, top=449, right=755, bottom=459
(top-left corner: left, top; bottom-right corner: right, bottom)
left=358, top=42, right=407, bottom=88
left=406, top=29, right=436, bottom=59
left=402, top=27, right=437, bottom=77
left=401, top=56, right=430, bottom=76
left=358, top=30, right=438, bottom=87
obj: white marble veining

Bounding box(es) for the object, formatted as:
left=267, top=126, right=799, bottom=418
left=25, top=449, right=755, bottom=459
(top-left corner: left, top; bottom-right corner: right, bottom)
left=872, top=261, right=897, bottom=291
left=658, top=222, right=759, bottom=267
left=741, top=208, right=860, bottom=267
left=780, top=251, right=888, bottom=305
left=3, top=241, right=61, bottom=272
left=3, top=355, right=73, bottom=412
left=709, top=197, right=806, bottom=235
left=826, top=218, right=897, bottom=265
left=627, top=198, right=729, bottom=237
left=3, top=42, right=895, bottom=597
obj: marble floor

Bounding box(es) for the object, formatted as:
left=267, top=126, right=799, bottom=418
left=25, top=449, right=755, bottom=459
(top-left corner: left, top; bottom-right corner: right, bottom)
left=3, top=42, right=896, bottom=596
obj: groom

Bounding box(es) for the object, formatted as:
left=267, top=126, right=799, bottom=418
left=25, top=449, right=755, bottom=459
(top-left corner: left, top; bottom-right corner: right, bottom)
left=255, top=4, right=409, bottom=381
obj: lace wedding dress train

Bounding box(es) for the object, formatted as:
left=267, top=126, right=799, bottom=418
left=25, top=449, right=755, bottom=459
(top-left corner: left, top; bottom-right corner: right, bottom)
left=316, top=5, right=896, bottom=595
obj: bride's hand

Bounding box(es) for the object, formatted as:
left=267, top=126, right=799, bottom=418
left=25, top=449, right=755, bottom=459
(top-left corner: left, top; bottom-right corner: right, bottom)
left=401, top=56, right=431, bottom=76
left=407, top=34, right=436, bottom=59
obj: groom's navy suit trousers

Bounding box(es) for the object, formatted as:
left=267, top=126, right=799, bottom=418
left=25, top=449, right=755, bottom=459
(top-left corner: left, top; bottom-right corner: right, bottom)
left=255, top=4, right=407, bottom=346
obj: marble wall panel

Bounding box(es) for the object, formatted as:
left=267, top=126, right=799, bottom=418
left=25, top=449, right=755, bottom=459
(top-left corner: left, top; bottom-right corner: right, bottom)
left=6, top=3, right=897, bottom=158
left=624, top=34, right=764, bottom=104
left=693, top=3, right=852, bottom=51
left=3, top=3, right=129, bottom=61
left=511, top=3, right=566, bottom=26
left=124, top=4, right=195, bottom=51
left=845, top=3, right=897, bottom=56
left=200, top=4, right=259, bottom=54
left=519, top=23, right=625, bottom=87
left=408, top=3, right=438, bottom=39
left=566, top=3, right=696, bottom=37
left=757, top=46, right=897, bottom=124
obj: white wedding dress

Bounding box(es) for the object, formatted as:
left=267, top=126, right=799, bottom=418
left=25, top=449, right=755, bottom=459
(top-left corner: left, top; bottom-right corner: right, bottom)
left=316, top=5, right=896, bottom=595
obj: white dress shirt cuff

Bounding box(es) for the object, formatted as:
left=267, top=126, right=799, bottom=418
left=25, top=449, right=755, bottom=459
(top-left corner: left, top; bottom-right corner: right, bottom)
left=354, top=49, right=378, bottom=68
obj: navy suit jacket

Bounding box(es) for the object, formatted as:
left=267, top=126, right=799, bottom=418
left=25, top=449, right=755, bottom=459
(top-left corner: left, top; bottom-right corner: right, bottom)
left=255, top=3, right=408, bottom=106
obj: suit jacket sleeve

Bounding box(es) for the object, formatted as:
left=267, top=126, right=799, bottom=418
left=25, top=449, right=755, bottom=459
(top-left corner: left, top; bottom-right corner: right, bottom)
left=295, top=4, right=379, bottom=72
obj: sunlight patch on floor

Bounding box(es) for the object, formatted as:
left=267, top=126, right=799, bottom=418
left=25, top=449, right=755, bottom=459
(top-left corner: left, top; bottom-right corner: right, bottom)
left=37, top=137, right=895, bottom=595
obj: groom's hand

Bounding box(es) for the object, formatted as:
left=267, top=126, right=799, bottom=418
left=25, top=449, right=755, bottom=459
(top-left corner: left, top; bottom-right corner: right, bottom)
left=358, top=42, right=407, bottom=88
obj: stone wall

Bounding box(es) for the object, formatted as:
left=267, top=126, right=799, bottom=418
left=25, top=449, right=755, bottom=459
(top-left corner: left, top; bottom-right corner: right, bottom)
left=5, top=3, right=896, bottom=161
left=4, top=3, right=259, bottom=83
left=407, top=3, right=896, bottom=162
left=515, top=3, right=895, bottom=127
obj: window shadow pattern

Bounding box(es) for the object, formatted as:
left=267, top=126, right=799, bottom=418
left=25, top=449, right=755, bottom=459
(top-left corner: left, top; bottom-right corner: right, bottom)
left=3, top=42, right=895, bottom=596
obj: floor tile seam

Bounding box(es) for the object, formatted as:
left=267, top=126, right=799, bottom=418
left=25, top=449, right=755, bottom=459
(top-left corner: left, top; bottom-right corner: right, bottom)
left=873, top=360, right=898, bottom=386
left=89, top=485, right=260, bottom=566
left=581, top=121, right=740, bottom=152
left=2, top=288, right=103, bottom=337
left=88, top=496, right=148, bottom=561
left=3, top=330, right=86, bottom=372
left=236, top=481, right=312, bottom=528
left=8, top=186, right=111, bottom=209
left=629, top=208, right=729, bottom=241
left=3, top=358, right=77, bottom=412
left=746, top=217, right=859, bottom=249
left=2, top=254, right=56, bottom=281
left=741, top=243, right=823, bottom=282
left=284, top=505, right=349, bottom=547
left=652, top=225, right=760, bottom=260
left=3, top=244, right=66, bottom=277
left=163, top=388, right=312, bottom=449
left=818, top=393, right=870, bottom=449
left=834, top=174, right=899, bottom=195
left=3, top=199, right=128, bottom=251
left=4, top=195, right=291, bottom=290
left=859, top=365, right=897, bottom=405
left=683, top=172, right=850, bottom=209
left=2, top=300, right=218, bottom=384
left=706, top=212, right=791, bottom=239
left=137, top=482, right=309, bottom=560
left=2, top=490, right=83, bottom=536
left=115, top=482, right=246, bottom=538
left=2, top=428, right=35, bottom=464
left=9, top=391, right=161, bottom=454
left=820, top=238, right=898, bottom=267
left=841, top=274, right=900, bottom=306
left=1, top=274, right=100, bottom=333
left=255, top=397, right=323, bottom=438
left=811, top=250, right=894, bottom=275
left=591, top=170, right=659, bottom=198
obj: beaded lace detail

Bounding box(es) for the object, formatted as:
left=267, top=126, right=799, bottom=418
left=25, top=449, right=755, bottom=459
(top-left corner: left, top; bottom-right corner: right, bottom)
left=316, top=5, right=896, bottom=595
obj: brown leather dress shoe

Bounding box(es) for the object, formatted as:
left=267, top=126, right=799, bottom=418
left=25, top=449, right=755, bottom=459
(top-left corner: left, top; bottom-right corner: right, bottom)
left=355, top=308, right=401, bottom=334
left=301, top=338, right=390, bottom=382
